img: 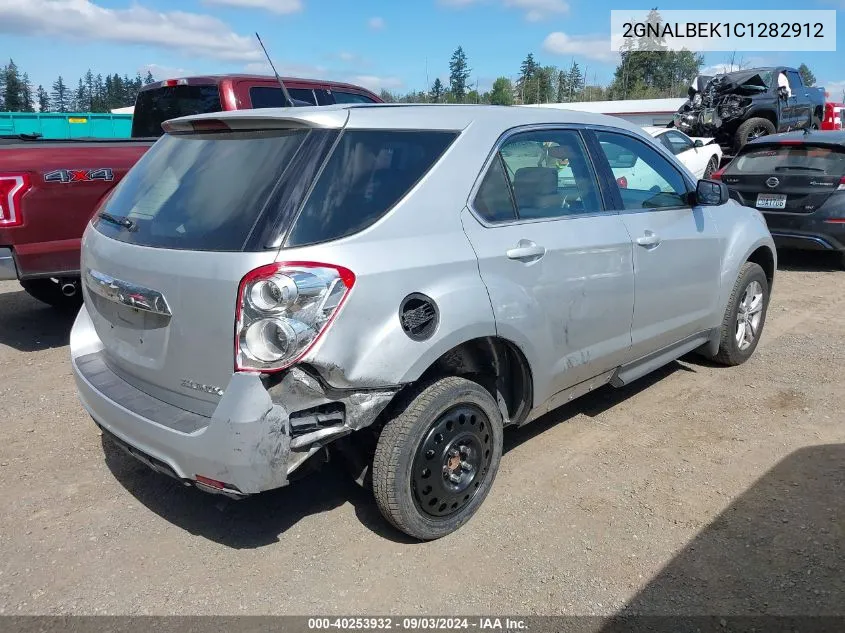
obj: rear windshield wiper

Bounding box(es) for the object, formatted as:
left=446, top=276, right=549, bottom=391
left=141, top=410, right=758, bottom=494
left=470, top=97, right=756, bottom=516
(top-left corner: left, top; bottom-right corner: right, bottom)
left=98, top=212, right=137, bottom=231
left=774, top=166, right=825, bottom=172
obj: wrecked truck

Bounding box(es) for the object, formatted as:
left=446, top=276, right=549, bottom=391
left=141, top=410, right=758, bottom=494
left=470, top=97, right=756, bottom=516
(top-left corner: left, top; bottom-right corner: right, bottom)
left=674, top=67, right=824, bottom=153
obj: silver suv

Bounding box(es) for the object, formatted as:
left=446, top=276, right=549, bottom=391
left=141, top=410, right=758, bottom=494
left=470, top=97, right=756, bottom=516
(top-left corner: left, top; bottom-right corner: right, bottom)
left=71, top=104, right=776, bottom=540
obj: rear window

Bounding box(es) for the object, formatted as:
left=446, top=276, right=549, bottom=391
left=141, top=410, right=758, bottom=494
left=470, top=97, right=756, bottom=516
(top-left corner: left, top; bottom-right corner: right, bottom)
left=95, top=130, right=309, bottom=251
left=249, top=86, right=319, bottom=107
left=727, top=145, right=845, bottom=175
left=286, top=130, right=457, bottom=247
left=332, top=91, right=377, bottom=104
left=131, top=85, right=222, bottom=138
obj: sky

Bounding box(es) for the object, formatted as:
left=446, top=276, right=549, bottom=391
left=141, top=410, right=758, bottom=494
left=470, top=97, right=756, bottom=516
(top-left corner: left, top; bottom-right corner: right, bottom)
left=0, top=0, right=843, bottom=99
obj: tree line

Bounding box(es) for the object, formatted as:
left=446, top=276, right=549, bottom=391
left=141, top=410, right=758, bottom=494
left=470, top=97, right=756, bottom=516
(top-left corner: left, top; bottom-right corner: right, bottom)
left=0, top=59, right=156, bottom=113
left=380, top=9, right=819, bottom=105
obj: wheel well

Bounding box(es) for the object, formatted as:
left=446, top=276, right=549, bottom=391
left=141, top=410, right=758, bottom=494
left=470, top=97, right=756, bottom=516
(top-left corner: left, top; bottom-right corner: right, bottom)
left=754, top=111, right=777, bottom=127
left=418, top=337, right=533, bottom=426
left=747, top=246, right=775, bottom=288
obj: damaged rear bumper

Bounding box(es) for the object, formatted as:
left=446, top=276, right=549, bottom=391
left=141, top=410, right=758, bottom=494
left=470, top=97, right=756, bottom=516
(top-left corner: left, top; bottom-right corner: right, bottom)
left=70, top=306, right=399, bottom=496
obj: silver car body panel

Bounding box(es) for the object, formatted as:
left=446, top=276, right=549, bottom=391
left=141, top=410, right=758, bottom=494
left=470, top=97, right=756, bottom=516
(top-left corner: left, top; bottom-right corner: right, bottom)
left=70, top=104, right=775, bottom=493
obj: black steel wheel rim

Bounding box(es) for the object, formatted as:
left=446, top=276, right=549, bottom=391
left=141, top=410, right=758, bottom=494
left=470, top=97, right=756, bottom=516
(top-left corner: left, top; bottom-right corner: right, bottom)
left=748, top=126, right=768, bottom=141
left=411, top=404, right=494, bottom=518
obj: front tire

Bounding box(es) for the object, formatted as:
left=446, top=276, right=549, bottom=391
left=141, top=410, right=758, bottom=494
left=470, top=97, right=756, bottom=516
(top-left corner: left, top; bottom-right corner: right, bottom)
left=372, top=376, right=503, bottom=540
left=734, top=117, right=776, bottom=152
left=712, top=262, right=770, bottom=366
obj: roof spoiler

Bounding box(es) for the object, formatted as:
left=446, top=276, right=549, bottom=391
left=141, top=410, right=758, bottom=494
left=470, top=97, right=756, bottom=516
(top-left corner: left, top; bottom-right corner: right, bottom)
left=161, top=110, right=349, bottom=134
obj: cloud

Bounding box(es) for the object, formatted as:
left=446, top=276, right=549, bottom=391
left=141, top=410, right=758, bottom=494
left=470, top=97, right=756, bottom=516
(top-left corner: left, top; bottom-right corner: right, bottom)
left=438, top=0, right=567, bottom=20
left=368, top=16, right=385, bottom=30
left=542, top=32, right=618, bottom=63
left=0, top=0, right=263, bottom=62
left=505, top=0, right=569, bottom=21
left=202, top=0, right=302, bottom=13
left=821, top=80, right=845, bottom=100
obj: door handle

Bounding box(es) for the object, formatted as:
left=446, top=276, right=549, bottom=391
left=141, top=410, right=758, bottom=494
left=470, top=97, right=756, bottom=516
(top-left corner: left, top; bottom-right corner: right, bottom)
left=506, top=240, right=546, bottom=262
left=636, top=230, right=661, bottom=248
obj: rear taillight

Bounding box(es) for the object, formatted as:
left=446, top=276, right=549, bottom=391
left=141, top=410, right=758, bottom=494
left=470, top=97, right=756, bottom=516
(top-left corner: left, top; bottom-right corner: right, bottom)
left=235, top=262, right=355, bottom=373
left=0, top=172, right=31, bottom=227
left=837, top=176, right=845, bottom=191
left=710, top=168, right=724, bottom=181
left=616, top=176, right=628, bottom=189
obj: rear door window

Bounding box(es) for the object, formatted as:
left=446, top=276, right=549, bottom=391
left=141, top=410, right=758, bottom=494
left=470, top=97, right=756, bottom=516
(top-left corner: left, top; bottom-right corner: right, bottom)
left=662, top=131, right=695, bottom=155
left=249, top=86, right=317, bottom=108
left=131, top=85, right=221, bottom=137
left=286, top=130, right=457, bottom=246
left=726, top=145, right=845, bottom=175
left=497, top=129, right=603, bottom=219
left=95, top=129, right=309, bottom=251
left=333, top=91, right=377, bottom=104
left=473, top=156, right=518, bottom=223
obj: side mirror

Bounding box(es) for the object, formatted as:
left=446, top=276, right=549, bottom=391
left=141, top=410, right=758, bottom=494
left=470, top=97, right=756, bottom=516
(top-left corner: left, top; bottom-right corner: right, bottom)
left=694, top=139, right=704, bottom=148
left=696, top=179, right=729, bottom=206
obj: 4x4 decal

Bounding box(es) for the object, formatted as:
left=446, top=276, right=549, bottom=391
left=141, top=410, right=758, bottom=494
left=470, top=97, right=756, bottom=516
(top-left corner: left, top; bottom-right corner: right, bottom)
left=44, top=168, right=114, bottom=184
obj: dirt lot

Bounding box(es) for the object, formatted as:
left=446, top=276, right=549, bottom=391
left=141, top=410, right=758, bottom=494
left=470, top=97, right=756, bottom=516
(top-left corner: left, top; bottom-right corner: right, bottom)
left=0, top=253, right=843, bottom=616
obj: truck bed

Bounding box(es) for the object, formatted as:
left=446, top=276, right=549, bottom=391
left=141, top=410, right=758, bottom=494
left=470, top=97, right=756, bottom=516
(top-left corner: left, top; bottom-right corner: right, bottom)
left=0, top=138, right=154, bottom=279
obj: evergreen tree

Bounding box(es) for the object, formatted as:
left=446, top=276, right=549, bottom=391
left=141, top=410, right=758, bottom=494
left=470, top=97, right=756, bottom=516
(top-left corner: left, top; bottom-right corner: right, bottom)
left=517, top=53, right=538, bottom=104
left=36, top=85, right=50, bottom=112
left=798, top=63, right=816, bottom=87
left=430, top=78, right=445, bottom=103
left=51, top=76, right=69, bottom=112
left=122, top=74, right=133, bottom=105
left=568, top=62, right=583, bottom=100
left=20, top=72, right=34, bottom=112
left=93, top=73, right=105, bottom=112
left=73, top=78, right=86, bottom=112
left=608, top=8, right=702, bottom=99
left=144, top=70, right=155, bottom=85
left=3, top=59, right=24, bottom=111
left=556, top=70, right=568, bottom=102
left=83, top=69, right=95, bottom=111
left=448, top=46, right=471, bottom=103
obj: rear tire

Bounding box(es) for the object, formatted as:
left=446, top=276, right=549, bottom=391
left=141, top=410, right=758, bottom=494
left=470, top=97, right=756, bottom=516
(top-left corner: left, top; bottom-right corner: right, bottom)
left=20, top=278, right=82, bottom=311
left=734, top=117, right=776, bottom=152
left=372, top=376, right=503, bottom=540
left=712, top=262, right=770, bottom=366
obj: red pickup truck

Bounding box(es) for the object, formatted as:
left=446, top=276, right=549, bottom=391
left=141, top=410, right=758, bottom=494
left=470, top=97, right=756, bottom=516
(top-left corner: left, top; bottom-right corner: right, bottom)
left=0, top=74, right=381, bottom=308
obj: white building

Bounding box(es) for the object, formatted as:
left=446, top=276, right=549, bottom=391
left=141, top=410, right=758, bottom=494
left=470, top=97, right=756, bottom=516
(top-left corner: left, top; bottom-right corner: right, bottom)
left=523, top=98, right=687, bottom=127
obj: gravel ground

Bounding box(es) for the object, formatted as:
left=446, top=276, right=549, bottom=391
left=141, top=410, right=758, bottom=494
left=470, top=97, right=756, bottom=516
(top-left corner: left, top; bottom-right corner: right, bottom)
left=0, top=252, right=842, bottom=616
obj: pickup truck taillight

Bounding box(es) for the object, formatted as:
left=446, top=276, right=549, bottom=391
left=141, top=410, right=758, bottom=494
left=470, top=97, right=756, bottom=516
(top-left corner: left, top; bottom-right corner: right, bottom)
left=0, top=173, right=31, bottom=227
left=235, top=262, right=355, bottom=373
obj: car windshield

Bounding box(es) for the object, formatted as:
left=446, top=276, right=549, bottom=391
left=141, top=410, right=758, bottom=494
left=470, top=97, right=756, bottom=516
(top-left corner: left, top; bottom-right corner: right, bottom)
left=727, top=145, right=845, bottom=175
